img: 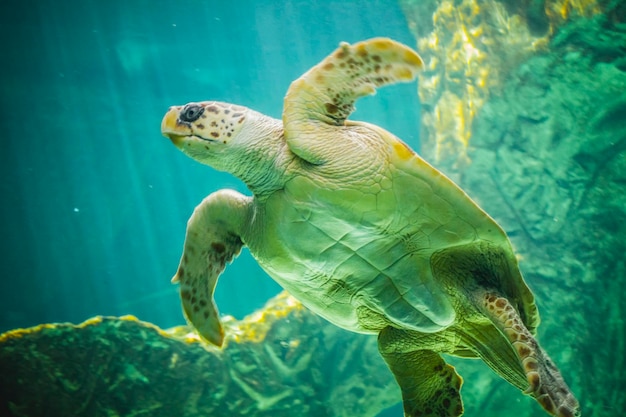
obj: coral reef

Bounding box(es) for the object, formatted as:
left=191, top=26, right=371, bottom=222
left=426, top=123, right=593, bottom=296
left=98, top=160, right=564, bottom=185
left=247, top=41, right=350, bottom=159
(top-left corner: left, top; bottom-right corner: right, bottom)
left=0, top=293, right=398, bottom=417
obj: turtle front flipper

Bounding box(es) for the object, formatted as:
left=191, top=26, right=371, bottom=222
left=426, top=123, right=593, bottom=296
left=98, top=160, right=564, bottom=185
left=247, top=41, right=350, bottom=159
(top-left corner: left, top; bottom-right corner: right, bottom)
left=283, top=38, right=423, bottom=164
left=378, top=326, right=464, bottom=417
left=173, top=189, right=251, bottom=346
left=479, top=294, right=581, bottom=417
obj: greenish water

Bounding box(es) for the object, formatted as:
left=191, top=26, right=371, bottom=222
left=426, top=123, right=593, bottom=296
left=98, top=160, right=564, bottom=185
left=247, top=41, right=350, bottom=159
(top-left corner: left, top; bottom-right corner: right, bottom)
left=2, top=1, right=625, bottom=417
left=0, top=0, right=419, bottom=332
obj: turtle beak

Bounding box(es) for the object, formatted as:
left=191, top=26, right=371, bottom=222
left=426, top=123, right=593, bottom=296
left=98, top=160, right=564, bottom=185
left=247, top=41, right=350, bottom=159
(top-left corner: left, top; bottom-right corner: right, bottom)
left=161, top=106, right=189, bottom=147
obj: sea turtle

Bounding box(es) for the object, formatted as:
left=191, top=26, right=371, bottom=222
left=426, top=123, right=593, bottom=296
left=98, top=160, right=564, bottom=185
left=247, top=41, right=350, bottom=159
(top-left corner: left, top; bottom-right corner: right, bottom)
left=161, top=38, right=580, bottom=417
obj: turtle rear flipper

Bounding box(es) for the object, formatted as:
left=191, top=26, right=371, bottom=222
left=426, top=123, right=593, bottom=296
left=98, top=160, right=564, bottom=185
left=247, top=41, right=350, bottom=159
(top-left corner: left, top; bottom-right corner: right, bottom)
left=431, top=242, right=580, bottom=417
left=378, top=326, right=463, bottom=417
left=479, top=294, right=581, bottom=417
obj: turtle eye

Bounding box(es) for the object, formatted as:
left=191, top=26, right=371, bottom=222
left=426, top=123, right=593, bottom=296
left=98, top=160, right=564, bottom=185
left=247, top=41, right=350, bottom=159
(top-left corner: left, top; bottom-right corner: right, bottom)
left=180, top=104, right=204, bottom=123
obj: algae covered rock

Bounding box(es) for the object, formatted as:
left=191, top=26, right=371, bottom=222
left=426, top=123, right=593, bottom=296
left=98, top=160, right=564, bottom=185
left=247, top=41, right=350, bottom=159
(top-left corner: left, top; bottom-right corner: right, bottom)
left=402, top=0, right=626, bottom=415
left=0, top=293, right=397, bottom=417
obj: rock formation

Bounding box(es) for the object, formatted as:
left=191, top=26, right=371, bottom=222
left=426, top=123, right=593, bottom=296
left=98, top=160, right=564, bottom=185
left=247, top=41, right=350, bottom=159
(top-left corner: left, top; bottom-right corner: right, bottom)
left=401, top=0, right=626, bottom=415
left=0, top=293, right=398, bottom=417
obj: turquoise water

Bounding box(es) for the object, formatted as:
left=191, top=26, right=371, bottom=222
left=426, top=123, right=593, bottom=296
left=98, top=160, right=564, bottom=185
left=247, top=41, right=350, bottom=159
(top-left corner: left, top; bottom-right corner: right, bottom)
left=2, top=1, right=624, bottom=416
left=0, top=0, right=420, bottom=332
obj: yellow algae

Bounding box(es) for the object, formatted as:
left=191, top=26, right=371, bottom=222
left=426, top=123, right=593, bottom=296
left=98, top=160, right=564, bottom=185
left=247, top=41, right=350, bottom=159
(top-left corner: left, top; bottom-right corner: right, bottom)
left=546, top=0, right=601, bottom=26
left=230, top=292, right=303, bottom=344
left=164, top=291, right=303, bottom=347
left=1, top=293, right=304, bottom=349
left=0, top=317, right=113, bottom=342
left=400, top=0, right=603, bottom=168
left=0, top=315, right=156, bottom=344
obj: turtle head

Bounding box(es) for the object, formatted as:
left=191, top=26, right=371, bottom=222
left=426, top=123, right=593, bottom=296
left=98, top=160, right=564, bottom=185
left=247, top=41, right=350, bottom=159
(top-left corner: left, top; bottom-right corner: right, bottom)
left=161, top=101, right=248, bottom=155
left=161, top=100, right=286, bottom=193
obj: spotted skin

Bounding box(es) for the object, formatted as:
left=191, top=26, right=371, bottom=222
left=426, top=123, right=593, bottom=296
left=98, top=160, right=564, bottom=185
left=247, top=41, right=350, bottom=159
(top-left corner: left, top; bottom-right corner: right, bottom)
left=481, top=294, right=580, bottom=417
left=172, top=189, right=248, bottom=346
left=161, top=38, right=580, bottom=417
left=283, top=38, right=423, bottom=165
left=378, top=326, right=464, bottom=417
left=162, top=102, right=247, bottom=147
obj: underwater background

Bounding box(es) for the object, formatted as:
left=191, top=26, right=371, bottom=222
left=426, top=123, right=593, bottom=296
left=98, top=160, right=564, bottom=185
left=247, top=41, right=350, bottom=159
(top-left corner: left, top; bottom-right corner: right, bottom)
left=0, top=0, right=420, bottom=332
left=1, top=0, right=625, bottom=416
